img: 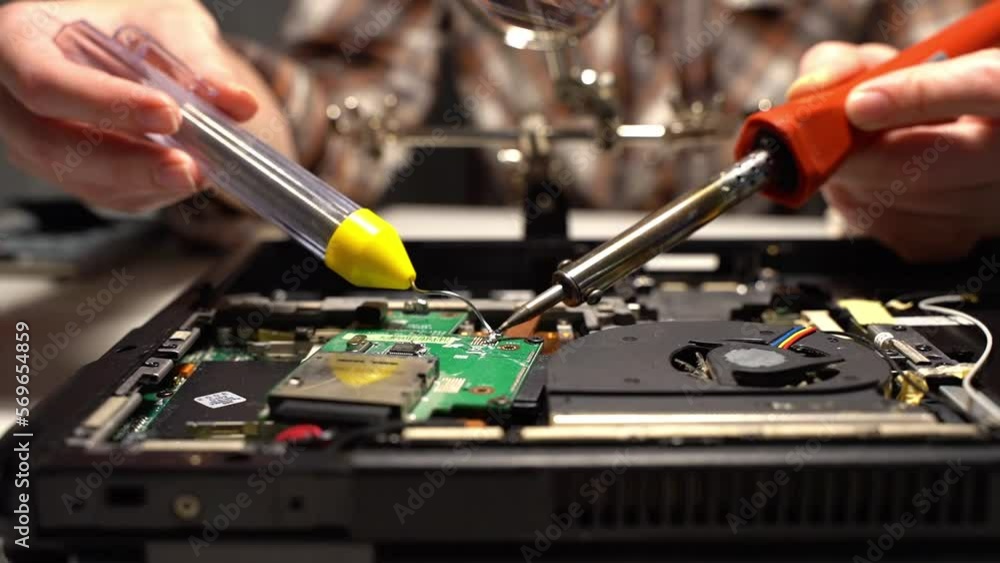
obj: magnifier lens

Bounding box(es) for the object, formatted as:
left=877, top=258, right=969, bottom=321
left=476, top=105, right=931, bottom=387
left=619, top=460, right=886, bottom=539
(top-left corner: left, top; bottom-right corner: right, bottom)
left=465, top=0, right=613, bottom=50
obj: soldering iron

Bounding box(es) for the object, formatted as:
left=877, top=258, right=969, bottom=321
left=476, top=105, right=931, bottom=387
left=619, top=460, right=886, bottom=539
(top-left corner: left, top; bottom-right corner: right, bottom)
left=499, top=0, right=1000, bottom=332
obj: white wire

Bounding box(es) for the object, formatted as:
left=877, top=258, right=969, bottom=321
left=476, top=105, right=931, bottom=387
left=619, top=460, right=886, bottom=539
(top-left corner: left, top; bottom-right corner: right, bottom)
left=411, top=283, right=500, bottom=343
left=917, top=295, right=1000, bottom=425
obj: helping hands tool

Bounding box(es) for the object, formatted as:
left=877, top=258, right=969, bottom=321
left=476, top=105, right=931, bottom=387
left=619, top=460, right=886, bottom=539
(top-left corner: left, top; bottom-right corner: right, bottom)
left=55, top=21, right=416, bottom=290
left=498, top=0, right=1000, bottom=332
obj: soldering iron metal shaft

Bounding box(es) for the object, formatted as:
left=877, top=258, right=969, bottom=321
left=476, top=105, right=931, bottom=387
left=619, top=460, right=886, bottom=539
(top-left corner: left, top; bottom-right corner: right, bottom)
left=498, top=148, right=777, bottom=332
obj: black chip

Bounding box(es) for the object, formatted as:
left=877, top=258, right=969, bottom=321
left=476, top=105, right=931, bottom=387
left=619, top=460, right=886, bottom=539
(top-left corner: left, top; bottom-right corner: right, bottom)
left=388, top=342, right=424, bottom=356
left=151, top=361, right=296, bottom=439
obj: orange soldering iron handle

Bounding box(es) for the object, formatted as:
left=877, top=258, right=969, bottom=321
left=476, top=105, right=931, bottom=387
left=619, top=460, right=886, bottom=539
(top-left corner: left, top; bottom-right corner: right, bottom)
left=734, top=0, right=1000, bottom=208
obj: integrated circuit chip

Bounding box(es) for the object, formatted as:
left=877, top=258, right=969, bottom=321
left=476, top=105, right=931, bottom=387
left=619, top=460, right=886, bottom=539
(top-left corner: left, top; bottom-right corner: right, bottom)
left=388, top=342, right=425, bottom=356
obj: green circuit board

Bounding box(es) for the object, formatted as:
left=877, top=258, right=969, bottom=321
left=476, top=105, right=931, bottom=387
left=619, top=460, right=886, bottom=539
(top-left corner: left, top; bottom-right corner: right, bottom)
left=384, top=311, right=469, bottom=333
left=182, top=346, right=256, bottom=363
left=112, top=306, right=524, bottom=440
left=111, top=375, right=187, bottom=440
left=110, top=346, right=255, bottom=440
left=320, top=331, right=542, bottom=421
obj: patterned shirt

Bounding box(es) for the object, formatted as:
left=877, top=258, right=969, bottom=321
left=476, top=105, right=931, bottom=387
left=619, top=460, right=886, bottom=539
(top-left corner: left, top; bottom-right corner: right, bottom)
left=234, top=0, right=983, bottom=211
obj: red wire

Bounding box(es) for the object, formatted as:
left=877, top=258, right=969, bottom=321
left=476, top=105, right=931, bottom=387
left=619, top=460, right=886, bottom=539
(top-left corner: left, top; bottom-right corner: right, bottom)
left=780, top=326, right=817, bottom=349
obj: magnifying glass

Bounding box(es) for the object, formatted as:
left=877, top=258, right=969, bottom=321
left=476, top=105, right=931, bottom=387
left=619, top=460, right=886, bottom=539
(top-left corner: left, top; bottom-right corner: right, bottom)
left=459, top=0, right=615, bottom=50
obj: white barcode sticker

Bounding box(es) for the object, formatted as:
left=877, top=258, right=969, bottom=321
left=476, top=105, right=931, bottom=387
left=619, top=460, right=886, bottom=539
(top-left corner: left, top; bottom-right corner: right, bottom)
left=194, top=391, right=246, bottom=409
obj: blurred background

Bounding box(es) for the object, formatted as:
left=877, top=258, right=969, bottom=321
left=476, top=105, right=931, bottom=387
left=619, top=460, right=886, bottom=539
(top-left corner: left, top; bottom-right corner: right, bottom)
left=1, top=2, right=292, bottom=203
left=0, top=1, right=485, bottom=208
left=0, top=0, right=977, bottom=407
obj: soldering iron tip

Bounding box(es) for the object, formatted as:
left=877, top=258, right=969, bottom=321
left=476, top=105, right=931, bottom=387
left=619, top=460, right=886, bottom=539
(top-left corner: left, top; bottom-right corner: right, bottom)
left=498, top=284, right=567, bottom=335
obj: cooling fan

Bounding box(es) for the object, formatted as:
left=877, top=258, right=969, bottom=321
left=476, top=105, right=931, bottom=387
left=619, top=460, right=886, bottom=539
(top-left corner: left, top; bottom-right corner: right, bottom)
left=547, top=321, right=891, bottom=396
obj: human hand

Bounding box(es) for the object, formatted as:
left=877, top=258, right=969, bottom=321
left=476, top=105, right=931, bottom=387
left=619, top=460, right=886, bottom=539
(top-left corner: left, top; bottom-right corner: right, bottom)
left=788, top=42, right=1000, bottom=261
left=0, top=0, right=263, bottom=213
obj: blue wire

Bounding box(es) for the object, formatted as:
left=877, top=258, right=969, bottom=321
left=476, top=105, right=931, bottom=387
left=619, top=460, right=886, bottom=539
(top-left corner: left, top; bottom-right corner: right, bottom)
left=769, top=326, right=801, bottom=346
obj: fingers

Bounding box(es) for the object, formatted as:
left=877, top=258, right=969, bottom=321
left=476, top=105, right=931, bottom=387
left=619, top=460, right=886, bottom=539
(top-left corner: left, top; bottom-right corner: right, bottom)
left=141, top=14, right=259, bottom=122
left=120, top=1, right=259, bottom=121
left=0, top=58, right=182, bottom=134
left=0, top=1, right=263, bottom=214
left=200, top=77, right=259, bottom=122
left=6, top=138, right=199, bottom=212
left=830, top=172, right=1000, bottom=222
left=0, top=1, right=257, bottom=137
left=827, top=118, right=1000, bottom=196
left=800, top=44, right=1000, bottom=262
left=0, top=4, right=182, bottom=135
left=846, top=48, right=1000, bottom=130
left=7, top=147, right=195, bottom=213
left=823, top=182, right=991, bottom=262
left=0, top=90, right=200, bottom=212
left=788, top=42, right=898, bottom=99
left=194, top=52, right=260, bottom=122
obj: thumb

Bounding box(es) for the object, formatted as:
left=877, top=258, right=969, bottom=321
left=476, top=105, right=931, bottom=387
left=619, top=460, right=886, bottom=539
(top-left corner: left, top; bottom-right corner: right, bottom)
left=846, top=48, right=1000, bottom=131
left=788, top=42, right=898, bottom=100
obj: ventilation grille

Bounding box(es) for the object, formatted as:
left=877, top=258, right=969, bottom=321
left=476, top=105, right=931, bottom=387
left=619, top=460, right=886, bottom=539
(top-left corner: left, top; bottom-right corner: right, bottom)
left=553, top=466, right=995, bottom=531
